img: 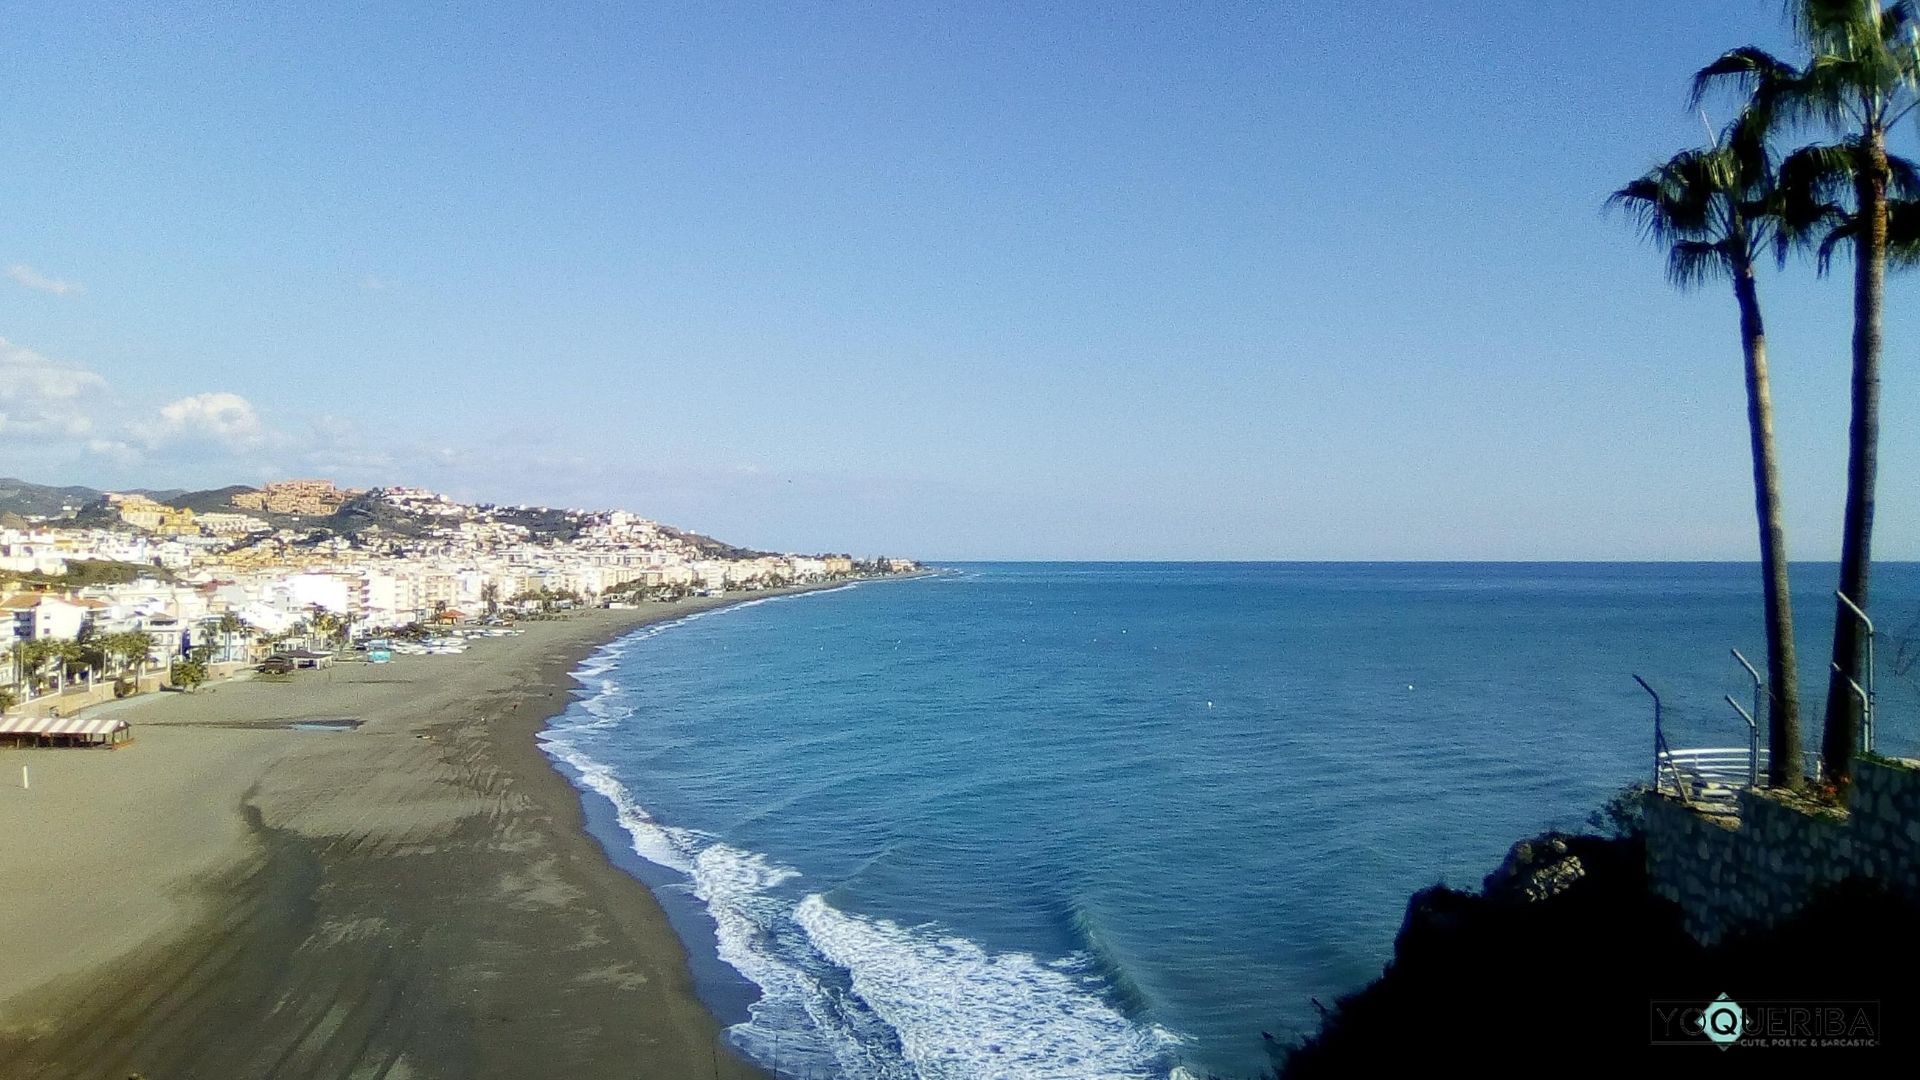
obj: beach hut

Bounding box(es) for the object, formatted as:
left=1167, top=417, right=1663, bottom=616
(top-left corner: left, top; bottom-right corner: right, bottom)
left=0, top=712, right=133, bottom=748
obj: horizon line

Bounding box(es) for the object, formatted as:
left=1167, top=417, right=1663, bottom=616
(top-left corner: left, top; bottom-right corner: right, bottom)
left=912, top=557, right=1920, bottom=565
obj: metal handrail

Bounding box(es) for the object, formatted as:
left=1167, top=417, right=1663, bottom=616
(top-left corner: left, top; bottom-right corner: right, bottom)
left=1656, top=747, right=1771, bottom=807
left=1836, top=590, right=1876, bottom=754
left=1660, top=748, right=1769, bottom=761
left=1636, top=674, right=1689, bottom=804
left=1832, top=662, right=1871, bottom=756
left=1731, top=648, right=1765, bottom=785
left=1636, top=668, right=1773, bottom=807
left=1724, top=694, right=1760, bottom=788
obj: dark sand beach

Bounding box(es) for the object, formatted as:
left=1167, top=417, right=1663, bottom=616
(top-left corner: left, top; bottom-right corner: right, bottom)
left=0, top=599, right=786, bottom=1080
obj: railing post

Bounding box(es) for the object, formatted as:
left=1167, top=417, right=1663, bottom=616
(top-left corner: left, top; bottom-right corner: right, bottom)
left=1831, top=662, right=1870, bottom=758
left=1635, top=674, right=1663, bottom=793
left=1732, top=649, right=1765, bottom=786
left=1725, top=694, right=1760, bottom=789
left=1835, top=590, right=1876, bottom=754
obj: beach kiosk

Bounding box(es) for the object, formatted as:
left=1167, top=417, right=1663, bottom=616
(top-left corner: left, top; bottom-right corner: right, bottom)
left=0, top=712, right=133, bottom=748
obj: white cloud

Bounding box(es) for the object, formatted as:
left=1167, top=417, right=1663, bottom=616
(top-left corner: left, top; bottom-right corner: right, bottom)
left=0, top=331, right=422, bottom=486
left=85, top=438, right=140, bottom=463
left=7, top=264, right=83, bottom=296
left=0, top=336, right=107, bottom=437
left=0, top=330, right=524, bottom=494
left=133, top=392, right=272, bottom=451
left=0, top=338, right=106, bottom=401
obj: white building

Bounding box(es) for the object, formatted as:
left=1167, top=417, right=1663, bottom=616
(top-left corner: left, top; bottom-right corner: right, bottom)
left=0, top=593, right=98, bottom=641
left=270, top=573, right=356, bottom=619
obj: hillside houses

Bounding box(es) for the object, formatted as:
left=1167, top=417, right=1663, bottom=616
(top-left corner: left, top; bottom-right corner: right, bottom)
left=2, top=481, right=917, bottom=708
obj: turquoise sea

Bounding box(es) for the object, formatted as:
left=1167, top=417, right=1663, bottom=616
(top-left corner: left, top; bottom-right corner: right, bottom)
left=539, top=563, right=1920, bottom=1079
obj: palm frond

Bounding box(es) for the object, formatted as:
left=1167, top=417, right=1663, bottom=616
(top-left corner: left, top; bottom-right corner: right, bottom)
left=1770, top=142, right=1851, bottom=264
left=1798, top=53, right=1879, bottom=126
left=1787, top=1, right=1920, bottom=127
left=1888, top=196, right=1920, bottom=267
left=1668, top=239, right=1732, bottom=290
left=1613, top=122, right=1785, bottom=289
left=1792, top=0, right=1888, bottom=50
left=1778, top=141, right=1858, bottom=201
left=1889, top=151, right=1920, bottom=199
left=1609, top=184, right=1695, bottom=246
left=1691, top=46, right=1802, bottom=115
left=1871, top=0, right=1920, bottom=67
left=1885, top=1, right=1920, bottom=65
left=1776, top=196, right=1848, bottom=266
left=1815, top=216, right=1859, bottom=274
left=1609, top=155, right=1715, bottom=242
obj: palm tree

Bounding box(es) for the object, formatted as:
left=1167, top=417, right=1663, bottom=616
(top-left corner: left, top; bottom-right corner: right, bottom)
left=215, top=611, right=250, bottom=662
left=104, top=631, right=153, bottom=680
left=124, top=630, right=157, bottom=676
left=1612, top=119, right=1804, bottom=788
left=8, top=640, right=47, bottom=698
left=1696, top=3, right=1920, bottom=784
left=53, top=639, right=88, bottom=692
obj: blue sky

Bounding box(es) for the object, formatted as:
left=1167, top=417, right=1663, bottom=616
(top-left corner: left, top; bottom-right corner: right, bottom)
left=0, top=1, right=1914, bottom=560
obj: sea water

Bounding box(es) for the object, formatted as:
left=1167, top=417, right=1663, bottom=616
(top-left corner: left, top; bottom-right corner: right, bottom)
left=539, top=563, right=1920, bottom=1079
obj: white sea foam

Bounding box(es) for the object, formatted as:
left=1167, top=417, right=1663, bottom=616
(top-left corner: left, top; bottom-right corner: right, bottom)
left=544, top=724, right=893, bottom=1075
left=695, top=844, right=912, bottom=1078
left=793, top=895, right=1181, bottom=1080
left=541, top=732, right=697, bottom=873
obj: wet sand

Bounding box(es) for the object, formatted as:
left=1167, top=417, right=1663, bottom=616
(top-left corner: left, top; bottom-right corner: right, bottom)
left=0, top=599, right=786, bottom=1080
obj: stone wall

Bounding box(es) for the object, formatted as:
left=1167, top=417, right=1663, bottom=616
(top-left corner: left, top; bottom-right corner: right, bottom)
left=1645, top=757, right=1920, bottom=943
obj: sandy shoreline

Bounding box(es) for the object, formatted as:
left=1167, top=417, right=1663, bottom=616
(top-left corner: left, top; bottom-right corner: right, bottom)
left=0, top=590, right=836, bottom=1079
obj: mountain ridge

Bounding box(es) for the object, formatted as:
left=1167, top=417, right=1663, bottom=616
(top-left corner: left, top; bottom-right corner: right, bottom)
left=0, top=476, right=789, bottom=560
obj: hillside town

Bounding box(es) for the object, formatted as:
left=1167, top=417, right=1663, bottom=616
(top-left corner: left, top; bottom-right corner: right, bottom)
left=0, top=478, right=916, bottom=717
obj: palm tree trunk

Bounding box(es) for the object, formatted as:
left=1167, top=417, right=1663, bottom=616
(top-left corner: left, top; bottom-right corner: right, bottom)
left=1732, top=263, right=1802, bottom=789
left=1821, top=130, right=1888, bottom=787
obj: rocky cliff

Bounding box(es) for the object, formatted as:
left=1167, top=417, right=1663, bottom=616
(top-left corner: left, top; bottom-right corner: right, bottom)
left=1279, top=826, right=1917, bottom=1077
